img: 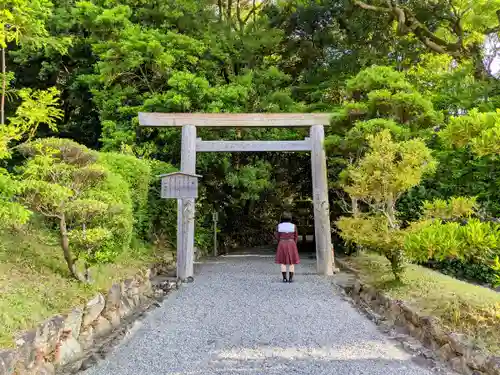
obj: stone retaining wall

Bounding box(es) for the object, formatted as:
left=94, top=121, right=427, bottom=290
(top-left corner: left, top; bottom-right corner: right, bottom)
left=0, top=264, right=177, bottom=375
left=336, top=259, right=500, bottom=375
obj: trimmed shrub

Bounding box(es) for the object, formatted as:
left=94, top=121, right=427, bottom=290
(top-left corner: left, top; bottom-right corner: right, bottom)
left=98, top=152, right=152, bottom=237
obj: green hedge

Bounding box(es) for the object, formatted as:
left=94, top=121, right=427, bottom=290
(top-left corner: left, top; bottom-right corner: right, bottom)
left=98, top=152, right=151, bottom=237
left=146, top=160, right=177, bottom=247
left=86, top=168, right=134, bottom=254
left=145, top=160, right=212, bottom=254
left=423, top=258, right=497, bottom=287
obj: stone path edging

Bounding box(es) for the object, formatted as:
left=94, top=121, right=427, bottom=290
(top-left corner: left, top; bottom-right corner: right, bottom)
left=335, top=258, right=500, bottom=375
left=0, top=263, right=179, bottom=375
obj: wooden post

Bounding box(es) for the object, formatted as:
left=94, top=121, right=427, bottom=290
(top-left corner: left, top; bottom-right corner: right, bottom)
left=212, top=211, right=218, bottom=257
left=310, top=125, right=334, bottom=276
left=176, top=198, right=184, bottom=277
left=177, top=125, right=197, bottom=281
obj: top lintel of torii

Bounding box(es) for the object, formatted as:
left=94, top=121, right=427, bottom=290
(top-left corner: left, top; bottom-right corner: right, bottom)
left=138, top=112, right=332, bottom=127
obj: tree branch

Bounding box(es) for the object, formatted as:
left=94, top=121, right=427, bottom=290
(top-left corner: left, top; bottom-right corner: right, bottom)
left=354, top=0, right=390, bottom=12
left=485, top=10, right=500, bottom=34
left=242, top=0, right=267, bottom=25
left=353, top=0, right=464, bottom=58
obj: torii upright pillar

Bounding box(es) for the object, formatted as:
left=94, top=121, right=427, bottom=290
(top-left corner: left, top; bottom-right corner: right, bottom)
left=177, top=124, right=197, bottom=280
left=310, top=124, right=334, bottom=276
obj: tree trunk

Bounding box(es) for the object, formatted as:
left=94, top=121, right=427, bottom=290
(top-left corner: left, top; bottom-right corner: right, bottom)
left=386, top=196, right=397, bottom=229
left=388, top=249, right=405, bottom=282
left=351, top=197, right=359, bottom=216
left=385, top=196, right=404, bottom=280
left=351, top=197, right=362, bottom=255
left=218, top=0, right=223, bottom=21
left=1, top=47, right=5, bottom=126
left=59, top=214, right=84, bottom=281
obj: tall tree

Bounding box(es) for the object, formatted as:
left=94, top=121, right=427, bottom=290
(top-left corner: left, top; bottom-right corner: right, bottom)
left=352, top=0, right=500, bottom=78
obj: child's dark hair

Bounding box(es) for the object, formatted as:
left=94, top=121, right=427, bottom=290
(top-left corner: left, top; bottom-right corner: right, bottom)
left=281, top=212, right=292, bottom=222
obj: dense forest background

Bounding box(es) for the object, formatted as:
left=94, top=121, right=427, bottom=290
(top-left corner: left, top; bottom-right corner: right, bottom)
left=1, top=0, right=500, bottom=285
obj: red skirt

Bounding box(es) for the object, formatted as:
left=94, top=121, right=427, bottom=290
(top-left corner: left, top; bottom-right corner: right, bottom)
left=275, top=239, right=300, bottom=265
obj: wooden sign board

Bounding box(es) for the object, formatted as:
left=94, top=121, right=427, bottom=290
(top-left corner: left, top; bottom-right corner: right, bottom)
left=159, top=172, right=201, bottom=199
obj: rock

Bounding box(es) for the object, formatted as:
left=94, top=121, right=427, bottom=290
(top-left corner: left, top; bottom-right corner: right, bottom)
left=412, top=355, right=435, bottom=369
left=377, top=293, right=388, bottom=306
left=154, top=289, right=165, bottom=299
left=157, top=281, right=175, bottom=294
left=105, top=284, right=122, bottom=311
left=449, top=356, right=472, bottom=375
left=360, top=291, right=371, bottom=304
left=55, top=336, right=83, bottom=367
left=486, top=356, right=500, bottom=375
left=400, top=303, right=419, bottom=326
left=414, top=327, right=426, bottom=342
left=368, top=311, right=383, bottom=324
left=122, top=278, right=135, bottom=292
left=119, top=295, right=133, bottom=318
left=420, top=329, right=438, bottom=349
left=373, top=302, right=386, bottom=316
left=80, top=355, right=98, bottom=371
left=62, top=359, right=84, bottom=374
left=104, top=309, right=121, bottom=328
left=353, top=280, right=362, bottom=295
left=406, top=322, right=418, bottom=337
left=0, top=350, right=17, bottom=375
left=401, top=338, right=421, bottom=353
left=123, top=279, right=140, bottom=307
left=14, top=316, right=63, bottom=370
left=78, top=326, right=94, bottom=350
left=33, top=362, right=55, bottom=375
left=364, top=284, right=375, bottom=297
left=388, top=301, right=402, bottom=321
left=448, top=333, right=472, bottom=357
left=14, top=330, right=37, bottom=370
left=138, top=279, right=153, bottom=300
left=83, top=294, right=105, bottom=327
left=469, top=351, right=488, bottom=371
left=64, top=308, right=83, bottom=339
left=93, top=316, right=112, bottom=338
left=419, top=315, right=437, bottom=328
left=36, top=316, right=65, bottom=355
left=428, top=323, right=448, bottom=345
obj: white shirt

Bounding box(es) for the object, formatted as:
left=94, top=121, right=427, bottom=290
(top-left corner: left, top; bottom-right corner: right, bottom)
left=277, top=222, right=295, bottom=233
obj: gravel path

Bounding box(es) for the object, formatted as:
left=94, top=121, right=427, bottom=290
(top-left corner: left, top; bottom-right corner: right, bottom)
left=83, top=254, right=439, bottom=375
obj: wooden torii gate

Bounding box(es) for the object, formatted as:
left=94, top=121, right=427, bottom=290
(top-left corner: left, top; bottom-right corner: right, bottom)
left=139, top=113, right=334, bottom=279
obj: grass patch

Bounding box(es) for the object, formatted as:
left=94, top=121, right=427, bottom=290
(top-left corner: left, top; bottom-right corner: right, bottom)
left=0, top=224, right=162, bottom=348
left=343, top=252, right=500, bottom=354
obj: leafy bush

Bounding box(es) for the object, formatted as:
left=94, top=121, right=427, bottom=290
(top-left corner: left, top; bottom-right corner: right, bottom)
left=404, top=197, right=500, bottom=287
left=17, top=138, right=135, bottom=281
left=86, top=166, right=134, bottom=254
left=439, top=109, right=500, bottom=157
left=336, top=130, right=436, bottom=280
left=405, top=219, right=499, bottom=263
left=98, top=152, right=152, bottom=237
left=146, top=159, right=212, bottom=255
left=145, top=160, right=177, bottom=247
left=428, top=258, right=497, bottom=286
left=421, top=196, right=478, bottom=219
left=493, top=257, right=500, bottom=288
left=336, top=215, right=407, bottom=277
